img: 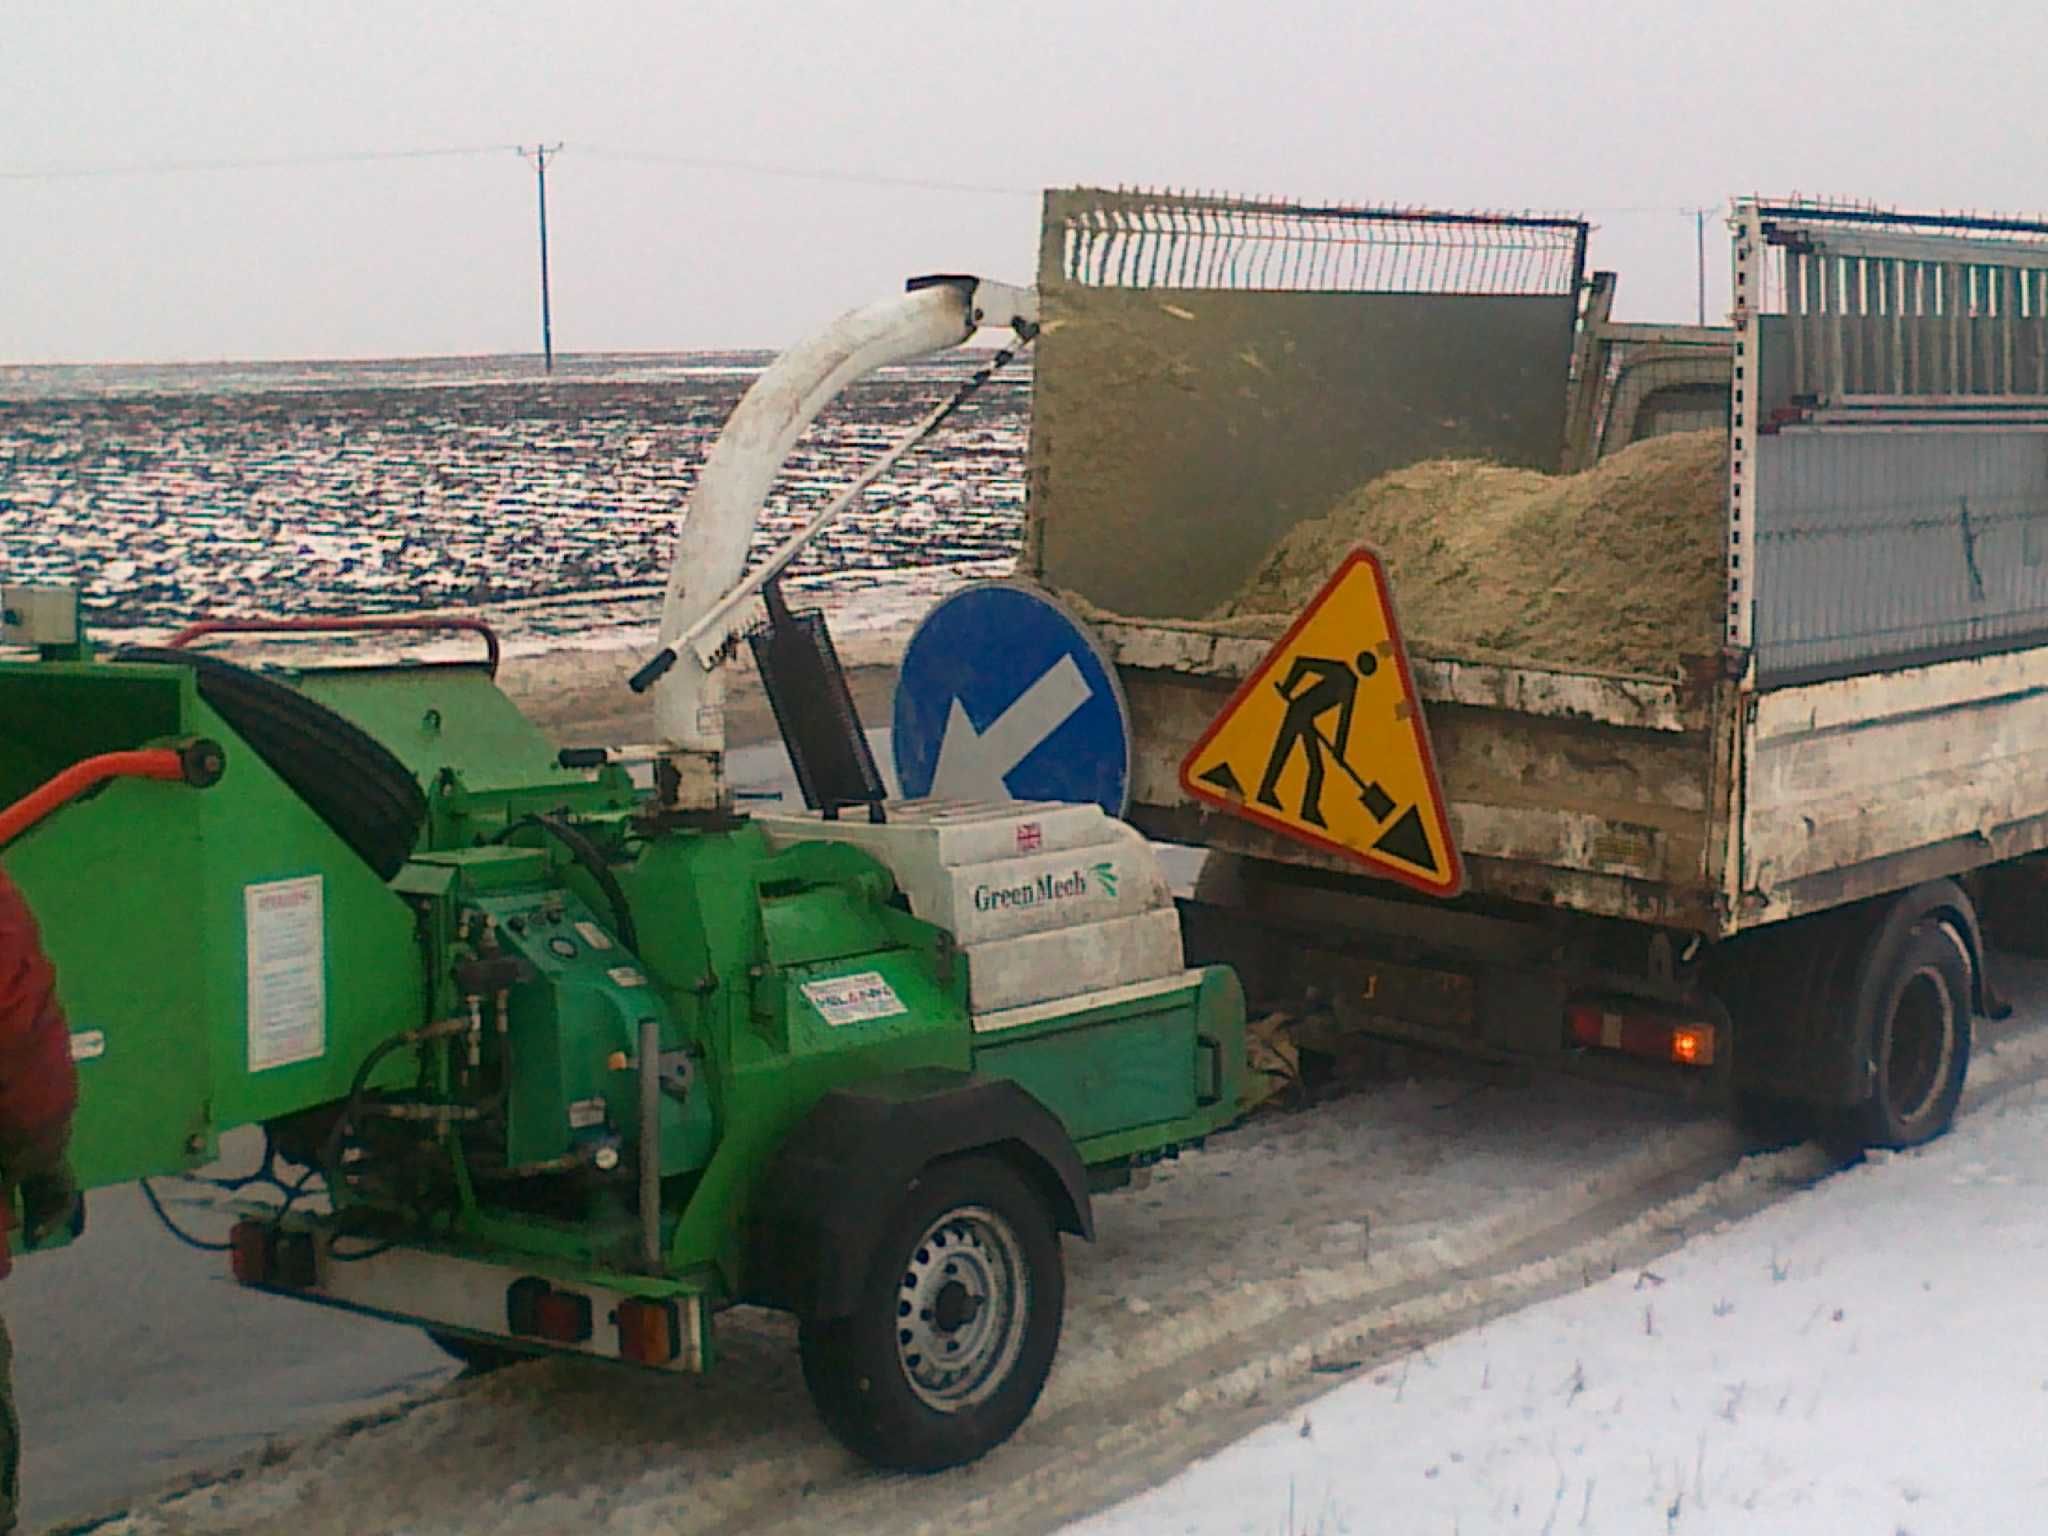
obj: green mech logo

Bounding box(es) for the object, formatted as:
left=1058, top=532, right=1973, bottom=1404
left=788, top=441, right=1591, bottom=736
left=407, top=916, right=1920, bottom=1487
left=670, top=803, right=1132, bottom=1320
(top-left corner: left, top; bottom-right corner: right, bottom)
left=1092, top=861, right=1119, bottom=897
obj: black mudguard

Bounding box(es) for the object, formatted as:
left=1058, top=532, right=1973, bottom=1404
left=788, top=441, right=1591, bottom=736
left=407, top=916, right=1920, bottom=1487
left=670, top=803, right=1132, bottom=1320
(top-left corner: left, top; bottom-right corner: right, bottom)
left=749, top=1069, right=1092, bottom=1321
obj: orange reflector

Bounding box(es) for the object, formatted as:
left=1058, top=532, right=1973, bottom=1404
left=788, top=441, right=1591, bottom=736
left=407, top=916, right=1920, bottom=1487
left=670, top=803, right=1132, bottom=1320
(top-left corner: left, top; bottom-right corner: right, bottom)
left=1565, top=1003, right=1716, bottom=1068
left=616, top=1297, right=681, bottom=1365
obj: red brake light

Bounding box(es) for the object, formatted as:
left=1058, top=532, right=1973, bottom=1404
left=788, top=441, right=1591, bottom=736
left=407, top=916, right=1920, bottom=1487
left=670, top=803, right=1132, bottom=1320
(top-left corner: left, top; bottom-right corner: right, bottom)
left=1566, top=1003, right=1716, bottom=1068
left=507, top=1277, right=593, bottom=1343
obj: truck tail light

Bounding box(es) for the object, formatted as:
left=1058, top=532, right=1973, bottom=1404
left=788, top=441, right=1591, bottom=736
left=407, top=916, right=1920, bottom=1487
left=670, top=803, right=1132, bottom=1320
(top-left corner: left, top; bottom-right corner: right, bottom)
left=507, top=1276, right=593, bottom=1343
left=615, top=1297, right=681, bottom=1365
left=1566, top=1002, right=1717, bottom=1069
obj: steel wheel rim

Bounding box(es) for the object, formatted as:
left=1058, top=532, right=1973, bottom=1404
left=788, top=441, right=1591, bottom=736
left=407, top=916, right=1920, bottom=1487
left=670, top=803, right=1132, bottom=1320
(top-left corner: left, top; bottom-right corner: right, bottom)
left=894, top=1202, right=1029, bottom=1412
left=1887, top=966, right=1955, bottom=1128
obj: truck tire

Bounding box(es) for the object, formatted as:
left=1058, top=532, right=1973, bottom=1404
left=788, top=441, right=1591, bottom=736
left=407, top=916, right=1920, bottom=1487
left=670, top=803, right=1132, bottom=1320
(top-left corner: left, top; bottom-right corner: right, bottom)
left=798, top=1154, right=1062, bottom=1471
left=1846, top=918, right=1972, bottom=1150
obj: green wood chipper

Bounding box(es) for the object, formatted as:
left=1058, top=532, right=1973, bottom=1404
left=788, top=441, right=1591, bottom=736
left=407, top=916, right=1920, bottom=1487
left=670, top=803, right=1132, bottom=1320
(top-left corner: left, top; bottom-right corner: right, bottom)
left=0, top=276, right=1250, bottom=1470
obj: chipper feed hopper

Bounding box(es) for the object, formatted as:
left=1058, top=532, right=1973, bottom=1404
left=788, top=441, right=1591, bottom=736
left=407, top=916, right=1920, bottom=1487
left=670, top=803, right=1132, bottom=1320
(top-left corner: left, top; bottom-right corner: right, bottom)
left=0, top=275, right=1249, bottom=1471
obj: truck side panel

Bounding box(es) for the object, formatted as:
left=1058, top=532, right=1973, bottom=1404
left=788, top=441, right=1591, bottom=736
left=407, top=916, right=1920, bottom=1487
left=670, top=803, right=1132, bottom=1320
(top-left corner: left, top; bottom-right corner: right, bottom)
left=1741, top=645, right=2048, bottom=923
left=1110, top=634, right=1727, bottom=931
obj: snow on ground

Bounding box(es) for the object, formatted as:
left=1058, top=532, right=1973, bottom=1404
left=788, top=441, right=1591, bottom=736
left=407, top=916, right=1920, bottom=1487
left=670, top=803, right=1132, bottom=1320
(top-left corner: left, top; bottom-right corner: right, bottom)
left=73, top=996, right=2048, bottom=1536
left=1070, top=1080, right=2048, bottom=1536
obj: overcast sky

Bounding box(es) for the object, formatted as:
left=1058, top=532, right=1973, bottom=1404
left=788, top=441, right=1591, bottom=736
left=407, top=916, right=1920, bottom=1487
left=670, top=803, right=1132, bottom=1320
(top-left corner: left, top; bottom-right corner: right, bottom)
left=4, top=0, right=2043, bottom=363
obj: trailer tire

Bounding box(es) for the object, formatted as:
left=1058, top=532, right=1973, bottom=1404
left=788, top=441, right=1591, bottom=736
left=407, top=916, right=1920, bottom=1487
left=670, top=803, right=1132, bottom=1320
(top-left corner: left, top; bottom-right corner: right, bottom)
left=1845, top=919, right=1972, bottom=1150
left=798, top=1153, right=1062, bottom=1472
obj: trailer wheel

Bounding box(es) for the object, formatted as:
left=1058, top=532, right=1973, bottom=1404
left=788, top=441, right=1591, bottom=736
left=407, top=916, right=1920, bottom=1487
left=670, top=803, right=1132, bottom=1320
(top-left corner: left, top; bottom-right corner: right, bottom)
left=798, top=1154, right=1062, bottom=1471
left=1847, top=919, right=1972, bottom=1150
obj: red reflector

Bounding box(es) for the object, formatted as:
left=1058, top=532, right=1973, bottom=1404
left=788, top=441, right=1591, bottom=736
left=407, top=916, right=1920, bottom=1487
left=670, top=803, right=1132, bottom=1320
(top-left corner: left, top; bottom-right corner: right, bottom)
left=230, top=1220, right=270, bottom=1286
left=507, top=1277, right=593, bottom=1343
left=229, top=1222, right=317, bottom=1287
left=616, top=1297, right=681, bottom=1365
left=1565, top=1003, right=1716, bottom=1068
left=537, top=1290, right=593, bottom=1343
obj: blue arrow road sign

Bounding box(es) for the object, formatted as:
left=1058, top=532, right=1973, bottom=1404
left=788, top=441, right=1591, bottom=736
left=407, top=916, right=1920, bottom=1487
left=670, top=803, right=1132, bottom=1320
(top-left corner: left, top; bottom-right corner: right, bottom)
left=892, top=580, right=1131, bottom=814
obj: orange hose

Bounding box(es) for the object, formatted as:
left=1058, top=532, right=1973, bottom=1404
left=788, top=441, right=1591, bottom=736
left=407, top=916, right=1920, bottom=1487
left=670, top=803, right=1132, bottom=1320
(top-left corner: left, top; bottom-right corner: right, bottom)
left=0, top=749, right=188, bottom=849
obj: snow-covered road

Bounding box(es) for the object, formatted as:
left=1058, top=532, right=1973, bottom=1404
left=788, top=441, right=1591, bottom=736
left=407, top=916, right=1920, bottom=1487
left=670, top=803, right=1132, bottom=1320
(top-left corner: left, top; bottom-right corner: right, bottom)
left=1074, top=1067, right=2048, bottom=1535
left=64, top=957, right=2048, bottom=1536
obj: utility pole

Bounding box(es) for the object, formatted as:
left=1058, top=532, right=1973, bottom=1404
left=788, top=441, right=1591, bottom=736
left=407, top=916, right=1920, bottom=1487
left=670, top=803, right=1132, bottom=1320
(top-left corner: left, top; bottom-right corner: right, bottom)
left=518, top=144, right=563, bottom=371
left=1693, top=206, right=1709, bottom=326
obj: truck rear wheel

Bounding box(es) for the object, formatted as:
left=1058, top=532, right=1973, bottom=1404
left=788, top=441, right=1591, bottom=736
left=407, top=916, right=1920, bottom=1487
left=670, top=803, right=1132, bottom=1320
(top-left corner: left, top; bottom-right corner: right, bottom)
left=798, top=1154, right=1062, bottom=1471
left=1846, top=919, right=1972, bottom=1150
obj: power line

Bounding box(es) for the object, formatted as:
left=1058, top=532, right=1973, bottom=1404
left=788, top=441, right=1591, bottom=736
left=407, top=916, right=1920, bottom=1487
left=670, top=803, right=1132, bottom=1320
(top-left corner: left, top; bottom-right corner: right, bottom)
left=577, top=144, right=1035, bottom=199
left=1, top=141, right=1723, bottom=223
left=0, top=139, right=1038, bottom=200
left=0, top=144, right=516, bottom=181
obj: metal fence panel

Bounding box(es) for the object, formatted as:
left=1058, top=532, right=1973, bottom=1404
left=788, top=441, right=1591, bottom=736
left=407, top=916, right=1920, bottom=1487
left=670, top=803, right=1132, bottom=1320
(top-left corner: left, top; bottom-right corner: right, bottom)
left=1753, top=426, right=2048, bottom=682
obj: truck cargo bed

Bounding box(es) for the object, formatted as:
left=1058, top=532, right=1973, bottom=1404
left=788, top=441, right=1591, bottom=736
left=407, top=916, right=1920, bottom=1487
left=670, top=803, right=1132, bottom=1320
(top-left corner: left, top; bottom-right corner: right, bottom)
left=1092, top=617, right=1733, bottom=932
left=1093, top=615, right=2048, bottom=939
left=1028, top=191, right=2048, bottom=942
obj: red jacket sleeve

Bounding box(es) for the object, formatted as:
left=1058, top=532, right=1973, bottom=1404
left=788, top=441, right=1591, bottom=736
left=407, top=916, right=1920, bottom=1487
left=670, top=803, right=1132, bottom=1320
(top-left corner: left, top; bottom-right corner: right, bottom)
left=0, top=867, right=79, bottom=1167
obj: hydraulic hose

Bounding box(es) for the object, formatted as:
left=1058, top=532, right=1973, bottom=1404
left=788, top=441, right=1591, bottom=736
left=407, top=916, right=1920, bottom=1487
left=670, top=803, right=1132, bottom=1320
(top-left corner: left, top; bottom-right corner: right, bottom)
left=492, top=813, right=639, bottom=955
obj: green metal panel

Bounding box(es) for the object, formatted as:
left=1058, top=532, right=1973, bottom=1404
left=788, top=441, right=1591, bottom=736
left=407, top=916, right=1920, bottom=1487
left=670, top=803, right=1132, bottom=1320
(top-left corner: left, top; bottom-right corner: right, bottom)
left=633, top=827, right=974, bottom=1290
left=972, top=998, right=1200, bottom=1142
left=4, top=776, right=215, bottom=1185
left=413, top=846, right=549, bottom=892
left=457, top=882, right=711, bottom=1177
left=0, top=659, right=424, bottom=1188
left=0, top=663, right=186, bottom=802
left=288, top=663, right=640, bottom=847
left=291, top=664, right=567, bottom=793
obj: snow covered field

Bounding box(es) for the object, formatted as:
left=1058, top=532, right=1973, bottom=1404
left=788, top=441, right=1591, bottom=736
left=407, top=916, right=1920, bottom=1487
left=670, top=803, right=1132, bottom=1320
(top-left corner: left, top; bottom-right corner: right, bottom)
left=1073, top=1078, right=2048, bottom=1536
left=0, top=351, right=1028, bottom=628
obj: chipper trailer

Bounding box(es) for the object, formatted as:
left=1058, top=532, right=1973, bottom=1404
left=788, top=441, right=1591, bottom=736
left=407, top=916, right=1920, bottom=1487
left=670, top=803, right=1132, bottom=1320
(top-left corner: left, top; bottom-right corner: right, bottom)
left=0, top=276, right=1249, bottom=1471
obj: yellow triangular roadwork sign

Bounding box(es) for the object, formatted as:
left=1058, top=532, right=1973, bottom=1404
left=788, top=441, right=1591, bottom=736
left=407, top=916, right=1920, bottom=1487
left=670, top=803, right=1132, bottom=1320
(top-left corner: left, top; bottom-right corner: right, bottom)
left=1179, top=548, right=1463, bottom=897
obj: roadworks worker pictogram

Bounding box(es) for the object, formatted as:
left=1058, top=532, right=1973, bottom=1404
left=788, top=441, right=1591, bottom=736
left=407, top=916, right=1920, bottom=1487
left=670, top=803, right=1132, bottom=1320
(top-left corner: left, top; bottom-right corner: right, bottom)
left=1179, top=548, right=1463, bottom=897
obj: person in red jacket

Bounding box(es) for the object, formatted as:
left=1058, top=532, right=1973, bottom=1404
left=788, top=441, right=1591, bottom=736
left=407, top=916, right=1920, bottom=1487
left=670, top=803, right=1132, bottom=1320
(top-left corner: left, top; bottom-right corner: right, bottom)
left=0, top=867, right=80, bottom=1535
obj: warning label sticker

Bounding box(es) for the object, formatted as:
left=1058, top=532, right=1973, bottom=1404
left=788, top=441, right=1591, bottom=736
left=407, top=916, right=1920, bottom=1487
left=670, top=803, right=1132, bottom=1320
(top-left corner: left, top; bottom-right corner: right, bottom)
left=245, top=875, right=326, bottom=1071
left=800, top=970, right=910, bottom=1028
left=1179, top=548, right=1463, bottom=896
